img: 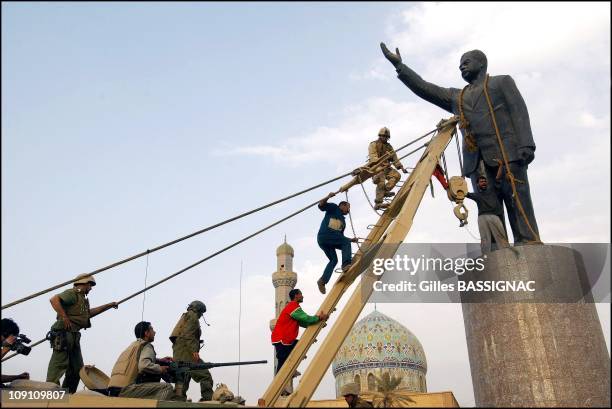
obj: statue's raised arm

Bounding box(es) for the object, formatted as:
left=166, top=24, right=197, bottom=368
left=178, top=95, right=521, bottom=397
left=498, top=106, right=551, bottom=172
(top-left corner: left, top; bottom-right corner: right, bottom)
left=380, top=42, right=540, bottom=244
left=380, top=42, right=455, bottom=113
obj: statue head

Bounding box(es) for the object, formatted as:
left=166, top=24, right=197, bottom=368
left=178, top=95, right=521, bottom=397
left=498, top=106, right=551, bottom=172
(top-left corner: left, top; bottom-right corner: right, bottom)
left=459, top=50, right=487, bottom=83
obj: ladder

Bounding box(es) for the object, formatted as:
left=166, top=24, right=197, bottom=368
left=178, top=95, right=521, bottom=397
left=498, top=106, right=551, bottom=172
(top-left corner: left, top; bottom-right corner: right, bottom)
left=259, top=117, right=459, bottom=407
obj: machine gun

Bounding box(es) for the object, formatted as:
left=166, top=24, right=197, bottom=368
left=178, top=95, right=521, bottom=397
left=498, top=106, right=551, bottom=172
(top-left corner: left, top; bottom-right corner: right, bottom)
left=155, top=359, right=267, bottom=397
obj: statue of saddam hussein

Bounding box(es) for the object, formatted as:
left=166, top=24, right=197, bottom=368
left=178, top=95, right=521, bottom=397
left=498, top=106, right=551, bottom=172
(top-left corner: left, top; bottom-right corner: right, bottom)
left=380, top=43, right=540, bottom=244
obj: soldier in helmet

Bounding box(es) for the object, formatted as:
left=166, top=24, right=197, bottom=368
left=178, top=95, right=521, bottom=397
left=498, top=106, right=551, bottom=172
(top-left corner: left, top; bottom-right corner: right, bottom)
left=368, top=127, right=409, bottom=210
left=170, top=301, right=213, bottom=402
left=341, top=382, right=373, bottom=408
left=46, top=274, right=118, bottom=393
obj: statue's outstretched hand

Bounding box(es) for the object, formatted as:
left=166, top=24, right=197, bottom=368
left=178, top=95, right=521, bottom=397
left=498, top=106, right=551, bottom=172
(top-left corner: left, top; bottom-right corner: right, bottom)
left=380, top=42, right=402, bottom=67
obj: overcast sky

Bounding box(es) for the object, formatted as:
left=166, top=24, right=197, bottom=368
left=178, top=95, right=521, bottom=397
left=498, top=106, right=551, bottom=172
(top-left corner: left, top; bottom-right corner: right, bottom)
left=2, top=2, right=610, bottom=406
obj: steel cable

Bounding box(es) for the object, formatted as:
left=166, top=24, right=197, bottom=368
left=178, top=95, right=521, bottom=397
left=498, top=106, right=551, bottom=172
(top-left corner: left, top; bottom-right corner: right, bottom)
left=2, top=173, right=352, bottom=310
left=2, top=192, right=337, bottom=362
left=3, top=128, right=440, bottom=361
left=3, top=128, right=437, bottom=312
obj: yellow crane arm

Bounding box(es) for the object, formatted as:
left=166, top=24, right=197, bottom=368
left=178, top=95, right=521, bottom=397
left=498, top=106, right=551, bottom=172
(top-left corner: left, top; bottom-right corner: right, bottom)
left=259, top=117, right=458, bottom=407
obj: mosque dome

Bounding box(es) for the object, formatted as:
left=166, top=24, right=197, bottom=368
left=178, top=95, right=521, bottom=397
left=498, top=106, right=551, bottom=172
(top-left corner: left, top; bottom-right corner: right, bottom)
left=276, top=241, right=294, bottom=257
left=332, top=310, right=427, bottom=397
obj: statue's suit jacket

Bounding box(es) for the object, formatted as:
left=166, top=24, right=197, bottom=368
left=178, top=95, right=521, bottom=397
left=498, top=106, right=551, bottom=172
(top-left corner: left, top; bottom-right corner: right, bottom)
left=396, top=64, right=535, bottom=176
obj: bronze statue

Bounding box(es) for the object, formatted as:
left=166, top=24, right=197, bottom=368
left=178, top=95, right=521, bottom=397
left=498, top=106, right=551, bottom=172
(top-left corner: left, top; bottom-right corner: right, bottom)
left=380, top=43, right=540, bottom=244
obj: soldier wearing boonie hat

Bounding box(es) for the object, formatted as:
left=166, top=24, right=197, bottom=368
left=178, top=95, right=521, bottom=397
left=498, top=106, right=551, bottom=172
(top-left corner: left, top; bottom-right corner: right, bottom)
left=46, top=273, right=118, bottom=393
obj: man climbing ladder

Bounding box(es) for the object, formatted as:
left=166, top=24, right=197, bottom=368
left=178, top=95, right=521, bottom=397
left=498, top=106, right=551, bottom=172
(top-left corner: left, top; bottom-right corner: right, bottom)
left=316, top=193, right=359, bottom=295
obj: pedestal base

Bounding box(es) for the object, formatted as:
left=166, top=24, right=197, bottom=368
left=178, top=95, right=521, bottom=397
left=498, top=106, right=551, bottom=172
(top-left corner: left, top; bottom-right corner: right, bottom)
left=461, top=245, right=610, bottom=407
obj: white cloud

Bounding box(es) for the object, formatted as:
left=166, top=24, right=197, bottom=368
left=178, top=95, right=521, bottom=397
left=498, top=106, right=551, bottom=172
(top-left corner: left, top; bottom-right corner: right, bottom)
left=578, top=111, right=609, bottom=129
left=349, top=59, right=392, bottom=81
left=214, top=97, right=445, bottom=169
left=388, top=2, right=610, bottom=81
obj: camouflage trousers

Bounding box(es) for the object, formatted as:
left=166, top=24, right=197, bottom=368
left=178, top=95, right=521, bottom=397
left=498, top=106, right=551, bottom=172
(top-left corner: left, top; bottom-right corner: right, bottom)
left=46, top=331, right=83, bottom=393
left=172, top=341, right=214, bottom=401
left=372, top=167, right=400, bottom=203
left=184, top=366, right=214, bottom=401
left=119, top=382, right=180, bottom=401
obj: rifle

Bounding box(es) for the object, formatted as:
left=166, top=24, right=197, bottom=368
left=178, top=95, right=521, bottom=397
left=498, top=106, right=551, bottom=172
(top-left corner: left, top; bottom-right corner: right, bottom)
left=155, top=359, right=267, bottom=397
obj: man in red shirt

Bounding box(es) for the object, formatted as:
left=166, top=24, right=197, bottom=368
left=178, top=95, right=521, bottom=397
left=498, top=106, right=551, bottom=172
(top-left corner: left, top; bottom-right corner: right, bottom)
left=271, top=289, right=328, bottom=375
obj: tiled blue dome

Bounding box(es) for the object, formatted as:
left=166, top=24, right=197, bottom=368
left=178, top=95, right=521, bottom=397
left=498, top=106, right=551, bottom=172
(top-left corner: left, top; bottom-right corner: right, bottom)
left=332, top=310, right=427, bottom=377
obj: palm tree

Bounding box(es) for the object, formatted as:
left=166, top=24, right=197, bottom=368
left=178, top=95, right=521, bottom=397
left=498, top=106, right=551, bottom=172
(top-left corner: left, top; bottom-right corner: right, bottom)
left=368, top=372, right=416, bottom=408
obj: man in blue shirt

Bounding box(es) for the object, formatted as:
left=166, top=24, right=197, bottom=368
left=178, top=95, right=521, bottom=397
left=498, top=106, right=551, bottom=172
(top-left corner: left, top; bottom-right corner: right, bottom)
left=316, top=192, right=359, bottom=294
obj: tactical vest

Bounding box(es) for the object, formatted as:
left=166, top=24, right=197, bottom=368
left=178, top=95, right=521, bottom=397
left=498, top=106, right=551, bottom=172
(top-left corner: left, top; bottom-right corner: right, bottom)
left=108, top=339, right=148, bottom=388
left=169, top=311, right=201, bottom=343
left=370, top=141, right=395, bottom=163
left=53, top=288, right=91, bottom=331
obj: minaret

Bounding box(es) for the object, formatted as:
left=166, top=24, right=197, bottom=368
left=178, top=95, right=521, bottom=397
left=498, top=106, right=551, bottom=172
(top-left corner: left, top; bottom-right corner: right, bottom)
left=270, top=236, right=298, bottom=373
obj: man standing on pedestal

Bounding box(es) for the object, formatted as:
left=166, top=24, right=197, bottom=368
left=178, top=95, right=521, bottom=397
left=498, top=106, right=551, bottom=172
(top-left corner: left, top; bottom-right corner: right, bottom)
left=380, top=43, right=540, bottom=244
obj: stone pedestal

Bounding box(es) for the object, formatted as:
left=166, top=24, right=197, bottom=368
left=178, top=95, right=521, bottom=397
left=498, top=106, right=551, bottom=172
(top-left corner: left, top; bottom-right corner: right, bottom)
left=461, top=245, right=610, bottom=407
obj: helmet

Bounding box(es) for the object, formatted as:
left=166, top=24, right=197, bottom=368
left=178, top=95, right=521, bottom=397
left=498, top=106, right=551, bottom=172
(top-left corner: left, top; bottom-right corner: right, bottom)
left=188, top=300, right=206, bottom=314
left=378, top=127, right=391, bottom=138
left=74, top=274, right=96, bottom=286
left=341, top=382, right=360, bottom=396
